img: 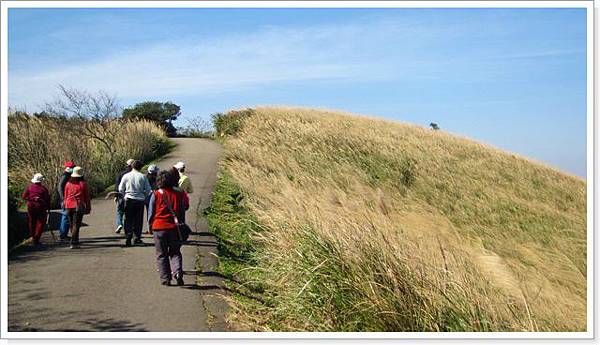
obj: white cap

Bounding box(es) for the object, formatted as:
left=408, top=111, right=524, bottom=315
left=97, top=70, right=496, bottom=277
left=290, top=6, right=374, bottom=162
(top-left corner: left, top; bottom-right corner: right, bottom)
left=71, top=166, right=84, bottom=178
left=126, top=158, right=135, bottom=166
left=147, top=164, right=159, bottom=174
left=31, top=173, right=45, bottom=183
left=174, top=161, right=185, bottom=170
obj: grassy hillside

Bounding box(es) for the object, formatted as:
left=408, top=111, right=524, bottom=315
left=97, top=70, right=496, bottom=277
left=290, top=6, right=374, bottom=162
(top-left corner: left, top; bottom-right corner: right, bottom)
left=207, top=107, right=586, bottom=332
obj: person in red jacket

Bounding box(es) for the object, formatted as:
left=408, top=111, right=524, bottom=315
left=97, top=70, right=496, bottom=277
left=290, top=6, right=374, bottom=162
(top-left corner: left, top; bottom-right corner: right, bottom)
left=147, top=170, right=189, bottom=286
left=63, top=166, right=91, bottom=249
left=22, top=173, right=51, bottom=246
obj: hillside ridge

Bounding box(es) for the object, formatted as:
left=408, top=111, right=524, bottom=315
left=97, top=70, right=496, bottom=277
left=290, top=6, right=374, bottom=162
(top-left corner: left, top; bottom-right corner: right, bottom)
left=212, top=106, right=586, bottom=332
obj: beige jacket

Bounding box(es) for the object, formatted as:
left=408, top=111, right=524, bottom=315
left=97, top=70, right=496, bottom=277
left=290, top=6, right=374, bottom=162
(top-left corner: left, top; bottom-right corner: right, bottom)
left=178, top=173, right=193, bottom=194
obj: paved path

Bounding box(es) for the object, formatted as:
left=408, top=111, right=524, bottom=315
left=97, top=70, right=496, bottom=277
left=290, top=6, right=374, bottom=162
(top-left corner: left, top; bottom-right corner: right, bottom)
left=8, top=138, right=229, bottom=332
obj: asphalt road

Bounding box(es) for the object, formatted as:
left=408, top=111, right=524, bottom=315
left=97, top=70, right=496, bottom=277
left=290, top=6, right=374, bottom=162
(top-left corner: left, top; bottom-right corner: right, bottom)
left=8, top=138, right=229, bottom=332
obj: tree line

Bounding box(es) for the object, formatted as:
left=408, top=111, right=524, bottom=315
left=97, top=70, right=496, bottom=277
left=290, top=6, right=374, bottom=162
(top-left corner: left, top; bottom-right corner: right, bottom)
left=13, top=85, right=211, bottom=138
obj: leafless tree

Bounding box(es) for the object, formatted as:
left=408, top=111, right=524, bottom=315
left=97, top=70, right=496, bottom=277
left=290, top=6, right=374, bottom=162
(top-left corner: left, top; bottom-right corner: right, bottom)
left=44, top=85, right=123, bottom=154
left=185, top=117, right=212, bottom=133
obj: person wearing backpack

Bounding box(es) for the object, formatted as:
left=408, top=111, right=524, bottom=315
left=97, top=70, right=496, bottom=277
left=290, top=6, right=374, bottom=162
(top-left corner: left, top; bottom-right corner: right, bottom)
left=147, top=170, right=189, bottom=286
left=22, top=173, right=51, bottom=246
left=63, top=167, right=91, bottom=249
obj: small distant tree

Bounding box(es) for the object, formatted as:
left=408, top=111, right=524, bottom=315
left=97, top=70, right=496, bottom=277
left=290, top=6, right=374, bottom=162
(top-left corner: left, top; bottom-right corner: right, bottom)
left=177, top=117, right=213, bottom=138
left=122, top=101, right=181, bottom=136
left=430, top=122, right=440, bottom=130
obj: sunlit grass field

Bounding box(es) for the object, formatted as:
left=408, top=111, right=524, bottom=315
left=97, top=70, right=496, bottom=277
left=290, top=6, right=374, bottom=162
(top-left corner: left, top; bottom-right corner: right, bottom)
left=207, top=106, right=586, bottom=332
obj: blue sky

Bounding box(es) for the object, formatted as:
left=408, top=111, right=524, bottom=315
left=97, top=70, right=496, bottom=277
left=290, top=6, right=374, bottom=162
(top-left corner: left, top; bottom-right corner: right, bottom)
left=8, top=8, right=587, bottom=178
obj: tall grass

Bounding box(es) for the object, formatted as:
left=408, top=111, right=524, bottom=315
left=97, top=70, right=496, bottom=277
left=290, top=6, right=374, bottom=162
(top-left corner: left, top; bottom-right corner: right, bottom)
left=8, top=113, right=170, bottom=247
left=209, top=106, right=586, bottom=332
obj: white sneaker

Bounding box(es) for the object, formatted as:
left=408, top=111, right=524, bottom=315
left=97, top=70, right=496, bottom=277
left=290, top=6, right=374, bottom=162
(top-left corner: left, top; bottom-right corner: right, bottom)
left=115, top=225, right=123, bottom=234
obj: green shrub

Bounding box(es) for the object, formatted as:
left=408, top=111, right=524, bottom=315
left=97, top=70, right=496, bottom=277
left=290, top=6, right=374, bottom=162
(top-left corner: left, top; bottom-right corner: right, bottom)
left=212, top=109, right=255, bottom=138
left=204, top=171, right=269, bottom=315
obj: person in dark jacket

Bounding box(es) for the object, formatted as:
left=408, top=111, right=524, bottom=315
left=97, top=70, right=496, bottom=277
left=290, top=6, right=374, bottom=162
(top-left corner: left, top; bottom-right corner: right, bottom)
left=22, top=173, right=51, bottom=246
left=114, top=158, right=134, bottom=234
left=58, top=161, right=75, bottom=240
left=146, top=164, right=159, bottom=191
left=64, top=167, right=91, bottom=249
left=147, top=170, right=189, bottom=286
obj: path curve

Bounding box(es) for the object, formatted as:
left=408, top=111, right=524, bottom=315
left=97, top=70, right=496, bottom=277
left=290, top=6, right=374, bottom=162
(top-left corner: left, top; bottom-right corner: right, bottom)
left=8, top=138, right=228, bottom=332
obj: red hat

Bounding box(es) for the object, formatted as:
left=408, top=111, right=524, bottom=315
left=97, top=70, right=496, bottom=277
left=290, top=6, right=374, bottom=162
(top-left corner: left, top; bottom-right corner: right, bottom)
left=64, top=161, right=75, bottom=168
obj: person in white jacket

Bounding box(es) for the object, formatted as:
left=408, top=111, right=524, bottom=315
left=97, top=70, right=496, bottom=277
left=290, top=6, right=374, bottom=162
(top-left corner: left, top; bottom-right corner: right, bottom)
left=119, top=160, right=151, bottom=246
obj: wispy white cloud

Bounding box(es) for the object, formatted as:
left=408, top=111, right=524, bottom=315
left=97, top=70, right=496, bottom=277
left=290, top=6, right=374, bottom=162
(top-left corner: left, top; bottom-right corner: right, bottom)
left=8, top=14, right=583, bottom=110
left=9, top=19, right=412, bottom=109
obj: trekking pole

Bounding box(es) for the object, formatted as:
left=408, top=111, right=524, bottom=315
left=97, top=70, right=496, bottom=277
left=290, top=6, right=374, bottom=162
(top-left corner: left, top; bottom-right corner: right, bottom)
left=46, top=210, right=57, bottom=242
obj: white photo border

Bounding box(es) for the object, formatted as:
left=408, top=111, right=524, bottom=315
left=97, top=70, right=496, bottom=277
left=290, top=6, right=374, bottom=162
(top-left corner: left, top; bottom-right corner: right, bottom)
left=0, top=0, right=595, bottom=340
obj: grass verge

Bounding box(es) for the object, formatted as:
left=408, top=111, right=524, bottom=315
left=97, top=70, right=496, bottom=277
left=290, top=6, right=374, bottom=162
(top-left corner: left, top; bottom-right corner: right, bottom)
left=203, top=171, right=272, bottom=330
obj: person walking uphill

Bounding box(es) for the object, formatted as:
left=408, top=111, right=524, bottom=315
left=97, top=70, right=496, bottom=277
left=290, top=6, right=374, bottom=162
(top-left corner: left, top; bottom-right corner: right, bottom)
left=148, top=170, right=189, bottom=286
left=22, top=173, right=51, bottom=246
left=174, top=161, right=193, bottom=194
left=119, top=160, right=151, bottom=247
left=173, top=161, right=193, bottom=224
left=114, top=159, right=134, bottom=234
left=144, top=165, right=160, bottom=234
left=63, top=167, right=91, bottom=249
left=58, top=161, right=75, bottom=240
left=146, top=164, right=160, bottom=191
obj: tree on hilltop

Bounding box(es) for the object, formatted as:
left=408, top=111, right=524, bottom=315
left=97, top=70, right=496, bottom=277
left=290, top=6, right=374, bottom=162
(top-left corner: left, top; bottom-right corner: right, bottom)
left=122, top=101, right=181, bottom=136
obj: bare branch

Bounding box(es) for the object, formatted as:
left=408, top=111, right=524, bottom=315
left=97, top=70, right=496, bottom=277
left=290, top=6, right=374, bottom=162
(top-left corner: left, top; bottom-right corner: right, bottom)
left=43, top=85, right=122, bottom=154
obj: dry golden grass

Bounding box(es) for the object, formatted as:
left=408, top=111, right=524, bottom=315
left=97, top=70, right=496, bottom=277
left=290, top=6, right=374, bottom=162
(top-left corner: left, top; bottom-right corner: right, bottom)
left=8, top=114, right=169, bottom=202
left=217, top=106, right=586, bottom=331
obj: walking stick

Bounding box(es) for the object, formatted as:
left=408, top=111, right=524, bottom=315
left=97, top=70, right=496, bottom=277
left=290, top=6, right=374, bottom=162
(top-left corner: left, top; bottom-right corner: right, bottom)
left=46, top=210, right=57, bottom=242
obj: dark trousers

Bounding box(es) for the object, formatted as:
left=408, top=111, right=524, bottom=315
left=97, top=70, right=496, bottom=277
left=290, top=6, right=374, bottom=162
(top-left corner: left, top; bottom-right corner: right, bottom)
left=153, top=230, right=183, bottom=282
left=124, top=198, right=145, bottom=240
left=66, top=209, right=84, bottom=245
left=27, top=207, right=46, bottom=242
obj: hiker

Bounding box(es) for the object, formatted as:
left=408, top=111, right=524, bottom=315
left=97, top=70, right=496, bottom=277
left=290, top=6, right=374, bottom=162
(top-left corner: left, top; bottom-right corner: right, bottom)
left=144, top=164, right=160, bottom=234
left=147, top=164, right=160, bottom=191
left=173, top=162, right=193, bottom=224
left=114, top=158, right=134, bottom=234
left=147, top=170, right=189, bottom=286
left=58, top=161, right=75, bottom=240
left=22, top=173, right=51, bottom=246
left=119, top=160, right=151, bottom=246
left=174, top=161, right=193, bottom=194
left=64, top=167, right=91, bottom=249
